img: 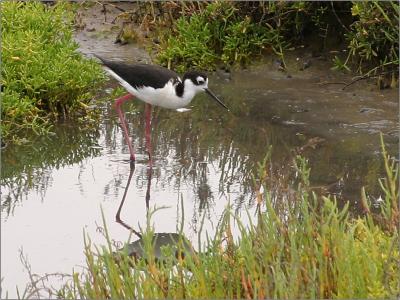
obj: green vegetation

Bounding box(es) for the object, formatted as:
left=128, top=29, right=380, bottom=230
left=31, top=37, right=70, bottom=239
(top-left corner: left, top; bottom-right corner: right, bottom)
left=341, top=2, right=399, bottom=78
left=55, top=140, right=399, bottom=299
left=155, top=2, right=282, bottom=73
left=1, top=1, right=104, bottom=142
left=145, top=1, right=398, bottom=80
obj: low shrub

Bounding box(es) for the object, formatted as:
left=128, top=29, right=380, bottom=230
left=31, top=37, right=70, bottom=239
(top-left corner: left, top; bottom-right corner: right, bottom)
left=155, top=2, right=282, bottom=72
left=151, top=1, right=398, bottom=80
left=344, top=1, right=399, bottom=75
left=1, top=1, right=105, bottom=141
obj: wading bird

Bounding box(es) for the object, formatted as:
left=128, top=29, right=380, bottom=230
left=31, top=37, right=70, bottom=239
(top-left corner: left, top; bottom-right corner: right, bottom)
left=95, top=55, right=228, bottom=163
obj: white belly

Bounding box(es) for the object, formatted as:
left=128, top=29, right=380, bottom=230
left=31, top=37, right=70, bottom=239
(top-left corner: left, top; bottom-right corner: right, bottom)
left=135, top=83, right=193, bottom=109
left=104, top=67, right=193, bottom=109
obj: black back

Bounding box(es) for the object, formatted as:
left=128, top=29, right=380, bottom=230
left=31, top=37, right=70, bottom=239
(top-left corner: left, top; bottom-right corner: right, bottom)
left=95, top=55, right=179, bottom=89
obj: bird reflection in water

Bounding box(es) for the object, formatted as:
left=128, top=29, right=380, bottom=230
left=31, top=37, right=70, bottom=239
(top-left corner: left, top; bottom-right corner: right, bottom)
left=115, top=161, right=194, bottom=262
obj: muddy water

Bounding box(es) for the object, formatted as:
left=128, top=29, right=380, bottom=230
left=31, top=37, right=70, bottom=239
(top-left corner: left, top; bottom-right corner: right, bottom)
left=1, top=6, right=399, bottom=296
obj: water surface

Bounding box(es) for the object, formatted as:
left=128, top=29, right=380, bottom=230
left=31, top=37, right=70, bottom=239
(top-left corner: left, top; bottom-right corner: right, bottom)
left=1, top=55, right=398, bottom=296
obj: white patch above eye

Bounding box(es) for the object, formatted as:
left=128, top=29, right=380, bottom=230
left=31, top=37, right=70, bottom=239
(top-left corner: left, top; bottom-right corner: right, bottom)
left=196, top=76, right=205, bottom=84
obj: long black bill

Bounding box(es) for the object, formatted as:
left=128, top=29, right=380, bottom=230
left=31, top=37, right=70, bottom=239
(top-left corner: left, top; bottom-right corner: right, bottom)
left=205, top=88, right=228, bottom=110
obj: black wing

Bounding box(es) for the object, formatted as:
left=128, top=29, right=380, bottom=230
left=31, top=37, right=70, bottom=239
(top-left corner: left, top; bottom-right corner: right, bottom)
left=94, top=55, right=179, bottom=89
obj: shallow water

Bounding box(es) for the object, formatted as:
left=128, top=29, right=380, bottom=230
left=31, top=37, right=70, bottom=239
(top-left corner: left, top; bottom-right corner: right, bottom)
left=1, top=63, right=398, bottom=295
left=1, top=6, right=399, bottom=294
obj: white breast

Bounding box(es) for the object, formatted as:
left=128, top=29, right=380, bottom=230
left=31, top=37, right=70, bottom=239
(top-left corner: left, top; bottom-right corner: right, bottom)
left=103, top=67, right=194, bottom=109
left=135, top=82, right=194, bottom=109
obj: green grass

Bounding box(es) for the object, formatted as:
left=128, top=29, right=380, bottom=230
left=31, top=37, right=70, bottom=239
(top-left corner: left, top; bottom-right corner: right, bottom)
left=1, top=1, right=105, bottom=142
left=56, top=138, right=399, bottom=299
left=151, top=1, right=398, bottom=79
left=155, top=2, right=282, bottom=73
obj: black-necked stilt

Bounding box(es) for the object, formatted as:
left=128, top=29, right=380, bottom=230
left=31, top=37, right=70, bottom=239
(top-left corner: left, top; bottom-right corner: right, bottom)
left=95, top=55, right=228, bottom=162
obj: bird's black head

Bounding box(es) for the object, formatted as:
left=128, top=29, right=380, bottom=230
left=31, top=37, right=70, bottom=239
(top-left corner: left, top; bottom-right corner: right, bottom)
left=182, top=70, right=228, bottom=110
left=183, top=71, right=208, bottom=86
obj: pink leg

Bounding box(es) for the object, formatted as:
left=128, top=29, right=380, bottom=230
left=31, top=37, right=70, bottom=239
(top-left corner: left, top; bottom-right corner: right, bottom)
left=115, top=160, right=142, bottom=238
left=144, top=103, right=153, bottom=165
left=115, top=93, right=135, bottom=161
left=145, top=161, right=152, bottom=211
